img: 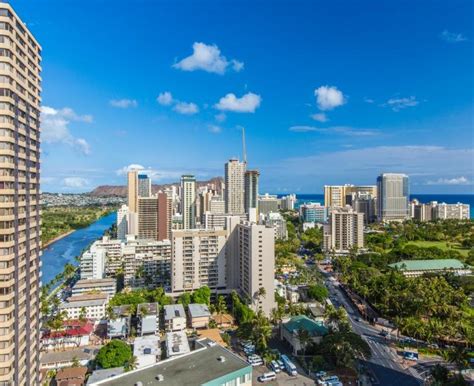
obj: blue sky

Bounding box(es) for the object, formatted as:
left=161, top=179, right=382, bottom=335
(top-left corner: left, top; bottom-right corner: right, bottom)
left=15, top=0, right=473, bottom=193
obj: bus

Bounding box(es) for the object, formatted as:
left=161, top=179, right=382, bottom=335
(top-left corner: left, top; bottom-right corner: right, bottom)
left=280, top=354, right=297, bottom=376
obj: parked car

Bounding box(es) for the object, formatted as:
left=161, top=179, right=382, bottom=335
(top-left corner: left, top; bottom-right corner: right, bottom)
left=258, top=371, right=276, bottom=382
left=270, top=360, right=281, bottom=373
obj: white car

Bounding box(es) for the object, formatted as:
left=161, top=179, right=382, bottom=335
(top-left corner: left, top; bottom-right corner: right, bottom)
left=258, top=371, right=276, bottom=382
left=270, top=360, right=281, bottom=373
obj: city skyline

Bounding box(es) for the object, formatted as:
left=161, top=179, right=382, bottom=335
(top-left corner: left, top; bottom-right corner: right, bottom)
left=13, top=0, right=474, bottom=194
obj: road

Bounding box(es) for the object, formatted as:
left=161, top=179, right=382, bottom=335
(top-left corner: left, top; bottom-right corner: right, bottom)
left=322, top=271, right=422, bottom=386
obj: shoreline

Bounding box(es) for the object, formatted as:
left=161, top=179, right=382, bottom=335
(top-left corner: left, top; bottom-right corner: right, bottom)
left=42, top=230, right=75, bottom=249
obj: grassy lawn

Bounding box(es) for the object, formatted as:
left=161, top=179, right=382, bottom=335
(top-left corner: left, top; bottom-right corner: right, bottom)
left=406, top=240, right=470, bottom=257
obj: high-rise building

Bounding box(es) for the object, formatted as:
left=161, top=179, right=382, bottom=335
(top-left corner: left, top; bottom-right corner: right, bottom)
left=244, top=170, right=259, bottom=214
left=157, top=192, right=172, bottom=241
left=117, top=204, right=129, bottom=240
left=377, top=173, right=409, bottom=222
left=138, top=174, right=152, bottom=198
left=0, top=4, right=42, bottom=384
left=435, top=202, right=470, bottom=220
left=300, top=203, right=328, bottom=223
left=281, top=194, right=297, bottom=211
left=171, top=229, right=228, bottom=294
left=257, top=193, right=280, bottom=215
left=324, top=185, right=377, bottom=207
left=323, top=207, right=364, bottom=253
left=237, top=222, right=276, bottom=316
left=352, top=192, right=377, bottom=224
left=181, top=175, right=196, bottom=229
left=138, top=196, right=158, bottom=240
left=225, top=159, right=246, bottom=214
left=80, top=247, right=106, bottom=280
left=127, top=170, right=139, bottom=213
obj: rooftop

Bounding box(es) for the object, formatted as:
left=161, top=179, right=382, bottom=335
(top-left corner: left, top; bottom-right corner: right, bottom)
left=43, top=319, right=94, bottom=339
left=166, top=330, right=190, bottom=357
left=137, top=302, right=159, bottom=316
left=91, top=340, right=251, bottom=386
left=283, top=315, right=328, bottom=337
left=133, top=335, right=160, bottom=357
left=60, top=294, right=108, bottom=309
left=389, top=259, right=469, bottom=271
left=188, top=303, right=211, bottom=318
left=56, top=366, right=88, bottom=381
left=74, top=278, right=116, bottom=289
left=41, top=346, right=100, bottom=365
left=164, top=304, right=185, bottom=320
left=86, top=368, right=124, bottom=385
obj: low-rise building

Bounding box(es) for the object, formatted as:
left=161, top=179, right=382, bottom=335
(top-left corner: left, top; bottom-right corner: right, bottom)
left=286, top=285, right=300, bottom=304
left=86, top=368, right=124, bottom=385
left=88, top=339, right=252, bottom=386
left=59, top=294, right=108, bottom=320
left=107, top=305, right=132, bottom=339
left=41, top=346, right=100, bottom=370
left=137, top=303, right=159, bottom=336
left=188, top=303, right=211, bottom=329
left=389, top=259, right=471, bottom=277
left=41, top=319, right=94, bottom=352
left=165, top=330, right=190, bottom=358
left=55, top=366, right=88, bottom=386
left=280, top=315, right=328, bottom=355
left=300, top=202, right=327, bottom=223
left=72, top=278, right=117, bottom=297
left=164, top=304, right=186, bottom=332
left=133, top=335, right=161, bottom=368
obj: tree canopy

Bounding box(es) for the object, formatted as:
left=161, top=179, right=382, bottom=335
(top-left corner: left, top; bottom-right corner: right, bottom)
left=96, top=340, right=132, bottom=369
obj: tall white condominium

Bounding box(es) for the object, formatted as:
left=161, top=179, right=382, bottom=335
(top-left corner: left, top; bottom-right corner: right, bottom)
left=0, top=4, right=42, bottom=384
left=377, top=173, right=409, bottom=222
left=323, top=207, right=364, bottom=254
left=237, top=222, right=276, bottom=316
left=137, top=173, right=151, bottom=197
left=127, top=169, right=139, bottom=213
left=171, top=229, right=227, bottom=294
left=225, top=158, right=246, bottom=214
left=181, top=175, right=196, bottom=229
left=244, top=170, right=259, bottom=220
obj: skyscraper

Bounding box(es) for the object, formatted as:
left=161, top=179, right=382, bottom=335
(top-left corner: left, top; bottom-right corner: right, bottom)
left=137, top=173, right=151, bottom=197
left=377, top=173, right=409, bottom=222
left=127, top=170, right=138, bottom=213
left=323, top=207, right=365, bottom=253
left=138, top=196, right=159, bottom=240
left=244, top=170, right=259, bottom=215
left=157, top=191, right=172, bottom=241
left=181, top=175, right=196, bottom=229
left=224, top=159, right=246, bottom=214
left=0, top=3, right=42, bottom=383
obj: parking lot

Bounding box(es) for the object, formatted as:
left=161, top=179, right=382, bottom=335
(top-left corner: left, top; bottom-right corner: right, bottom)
left=252, top=363, right=315, bottom=385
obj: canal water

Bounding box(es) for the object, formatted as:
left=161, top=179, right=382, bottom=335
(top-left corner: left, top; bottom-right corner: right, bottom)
left=41, top=212, right=116, bottom=284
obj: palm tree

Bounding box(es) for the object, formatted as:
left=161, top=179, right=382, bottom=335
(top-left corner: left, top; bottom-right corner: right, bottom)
left=447, top=346, right=469, bottom=372
left=296, top=329, right=312, bottom=356
left=215, top=295, right=227, bottom=316
left=124, top=355, right=138, bottom=372
left=251, top=311, right=272, bottom=352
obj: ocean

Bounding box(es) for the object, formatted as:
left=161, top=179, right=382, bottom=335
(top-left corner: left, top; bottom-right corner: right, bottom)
left=278, top=194, right=474, bottom=219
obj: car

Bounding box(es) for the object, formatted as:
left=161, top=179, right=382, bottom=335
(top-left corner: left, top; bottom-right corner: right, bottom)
left=379, top=330, right=388, bottom=337
left=258, top=371, right=276, bottom=382
left=354, top=317, right=361, bottom=322
left=270, top=360, right=281, bottom=373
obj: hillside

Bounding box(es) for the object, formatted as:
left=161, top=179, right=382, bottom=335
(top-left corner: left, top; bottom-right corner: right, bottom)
left=89, top=177, right=223, bottom=197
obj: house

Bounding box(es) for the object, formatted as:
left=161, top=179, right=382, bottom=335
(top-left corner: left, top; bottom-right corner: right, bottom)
left=59, top=294, right=108, bottom=320
left=41, top=319, right=94, bottom=352
left=40, top=346, right=100, bottom=370
left=55, top=366, right=88, bottom=386
left=188, top=303, right=211, bottom=329
left=137, top=303, right=159, bottom=336
left=87, top=339, right=252, bottom=386
left=280, top=315, right=328, bottom=355
left=163, top=304, right=186, bottom=332
left=307, top=303, right=326, bottom=323
left=211, top=313, right=235, bottom=328
left=165, top=330, right=190, bottom=358
left=389, top=259, right=471, bottom=277
left=286, top=285, right=300, bottom=303
left=133, top=335, right=161, bottom=368
left=86, top=368, right=124, bottom=385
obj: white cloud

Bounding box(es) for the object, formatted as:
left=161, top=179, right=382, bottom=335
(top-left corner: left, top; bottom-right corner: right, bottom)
left=41, top=106, right=92, bottom=155
left=364, top=97, right=375, bottom=104
left=310, top=113, right=328, bottom=122
left=173, top=101, right=199, bottom=115
left=208, top=125, right=222, bottom=134
left=63, top=177, right=89, bottom=188
left=440, top=30, right=468, bottom=43
left=289, top=125, right=379, bottom=136
left=314, top=86, right=346, bottom=110
left=215, top=113, right=226, bottom=122
left=116, top=164, right=145, bottom=176
left=385, top=96, right=419, bottom=111
left=157, top=92, right=174, bottom=106
left=173, top=42, right=244, bottom=75
left=215, top=92, right=261, bottom=113
left=426, top=176, right=470, bottom=185
left=109, top=99, right=138, bottom=108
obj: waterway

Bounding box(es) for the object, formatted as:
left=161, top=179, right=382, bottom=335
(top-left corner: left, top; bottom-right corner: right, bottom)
left=41, top=212, right=116, bottom=284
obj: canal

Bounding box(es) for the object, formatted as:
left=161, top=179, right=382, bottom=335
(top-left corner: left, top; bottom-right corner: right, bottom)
left=41, top=212, right=117, bottom=284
